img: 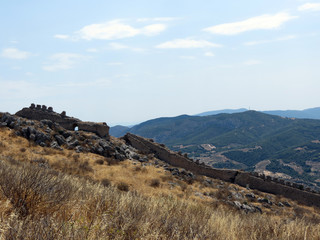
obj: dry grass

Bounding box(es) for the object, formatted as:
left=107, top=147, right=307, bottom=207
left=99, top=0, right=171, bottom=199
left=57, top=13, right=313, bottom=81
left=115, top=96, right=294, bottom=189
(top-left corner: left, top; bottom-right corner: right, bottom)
left=1, top=128, right=320, bottom=239
left=0, top=158, right=320, bottom=239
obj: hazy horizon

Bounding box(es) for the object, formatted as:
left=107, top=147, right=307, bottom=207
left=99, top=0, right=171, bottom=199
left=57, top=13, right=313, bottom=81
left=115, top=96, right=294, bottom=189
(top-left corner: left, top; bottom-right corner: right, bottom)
left=1, top=0, right=319, bottom=125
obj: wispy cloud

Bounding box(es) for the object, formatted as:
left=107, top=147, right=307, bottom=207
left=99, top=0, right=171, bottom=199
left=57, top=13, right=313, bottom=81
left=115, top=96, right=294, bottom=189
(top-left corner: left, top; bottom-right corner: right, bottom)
left=43, top=53, right=87, bottom=71
left=244, top=35, right=297, bottom=46
left=136, top=17, right=180, bottom=22
left=243, top=60, right=261, bottom=66
left=204, top=12, right=297, bottom=35
left=58, top=78, right=112, bottom=88
left=156, top=39, right=222, bottom=49
left=109, top=42, right=145, bottom=52
left=86, top=48, right=98, bottom=52
left=298, top=3, right=320, bottom=11
left=56, top=20, right=167, bottom=41
left=204, top=51, right=215, bottom=57
left=1, top=48, right=32, bottom=59
left=54, top=34, right=70, bottom=39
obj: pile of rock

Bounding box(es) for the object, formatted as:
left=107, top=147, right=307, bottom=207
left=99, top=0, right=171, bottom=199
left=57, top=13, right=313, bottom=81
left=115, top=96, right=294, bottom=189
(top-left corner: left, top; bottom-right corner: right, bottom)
left=0, top=112, right=131, bottom=160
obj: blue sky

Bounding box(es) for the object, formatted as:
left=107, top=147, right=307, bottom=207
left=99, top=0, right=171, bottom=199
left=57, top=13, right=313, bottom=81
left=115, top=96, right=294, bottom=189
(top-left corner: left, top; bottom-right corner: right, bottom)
left=1, top=0, right=320, bottom=125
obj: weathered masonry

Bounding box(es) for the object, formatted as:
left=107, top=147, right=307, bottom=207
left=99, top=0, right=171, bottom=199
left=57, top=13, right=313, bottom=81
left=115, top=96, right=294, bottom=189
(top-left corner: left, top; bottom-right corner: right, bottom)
left=16, top=104, right=110, bottom=139
left=124, top=133, right=320, bottom=208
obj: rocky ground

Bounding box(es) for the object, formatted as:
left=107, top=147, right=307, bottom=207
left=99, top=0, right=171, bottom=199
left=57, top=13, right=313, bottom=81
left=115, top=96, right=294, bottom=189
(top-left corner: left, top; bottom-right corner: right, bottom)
left=0, top=111, right=312, bottom=216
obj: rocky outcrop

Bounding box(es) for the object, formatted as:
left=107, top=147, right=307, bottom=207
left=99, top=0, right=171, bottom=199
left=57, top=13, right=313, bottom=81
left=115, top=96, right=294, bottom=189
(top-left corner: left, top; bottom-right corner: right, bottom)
left=16, top=104, right=109, bottom=139
left=123, top=133, right=320, bottom=208
left=0, top=112, right=129, bottom=160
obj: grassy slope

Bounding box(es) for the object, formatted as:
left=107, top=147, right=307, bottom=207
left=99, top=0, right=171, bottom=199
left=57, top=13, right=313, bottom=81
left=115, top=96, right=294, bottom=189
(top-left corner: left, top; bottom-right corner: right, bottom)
left=1, top=128, right=320, bottom=239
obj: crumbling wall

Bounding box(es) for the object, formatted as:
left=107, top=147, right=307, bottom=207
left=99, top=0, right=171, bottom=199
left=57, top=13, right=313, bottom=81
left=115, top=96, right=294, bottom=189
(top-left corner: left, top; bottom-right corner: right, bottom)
left=124, top=133, right=320, bottom=208
left=124, top=133, right=238, bottom=182
left=16, top=104, right=109, bottom=139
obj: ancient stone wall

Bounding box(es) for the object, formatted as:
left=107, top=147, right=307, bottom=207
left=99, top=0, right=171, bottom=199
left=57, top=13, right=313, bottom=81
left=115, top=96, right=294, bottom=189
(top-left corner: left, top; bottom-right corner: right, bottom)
left=124, top=133, right=320, bottom=208
left=124, top=133, right=238, bottom=182
left=16, top=104, right=109, bottom=138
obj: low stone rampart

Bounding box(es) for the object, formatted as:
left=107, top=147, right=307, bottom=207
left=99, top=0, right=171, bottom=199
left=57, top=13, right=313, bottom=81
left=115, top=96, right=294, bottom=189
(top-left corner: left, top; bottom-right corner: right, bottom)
left=124, top=133, right=320, bottom=208
left=16, top=104, right=109, bottom=138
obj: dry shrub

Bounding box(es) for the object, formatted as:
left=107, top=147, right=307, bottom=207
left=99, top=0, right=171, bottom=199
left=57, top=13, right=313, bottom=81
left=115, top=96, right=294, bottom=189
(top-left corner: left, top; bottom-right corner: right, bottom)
left=95, top=159, right=104, bottom=165
left=185, top=177, right=194, bottom=185
left=215, top=186, right=232, bottom=200
left=73, top=154, right=80, bottom=162
left=106, top=158, right=119, bottom=166
left=117, top=182, right=129, bottom=192
left=101, top=178, right=111, bottom=187
left=78, top=160, right=93, bottom=173
left=160, top=174, right=173, bottom=182
left=134, top=166, right=142, bottom=171
left=20, top=147, right=26, bottom=152
left=150, top=178, right=160, bottom=188
left=0, top=141, right=6, bottom=149
left=0, top=160, right=73, bottom=218
left=42, top=148, right=57, bottom=156
left=179, top=182, right=188, bottom=192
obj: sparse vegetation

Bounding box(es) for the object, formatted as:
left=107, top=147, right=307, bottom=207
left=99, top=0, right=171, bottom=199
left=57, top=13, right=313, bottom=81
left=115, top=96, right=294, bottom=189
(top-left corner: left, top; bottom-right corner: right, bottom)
left=1, top=127, right=320, bottom=239
left=150, top=178, right=160, bottom=188
left=117, top=182, right=129, bottom=192
left=95, top=159, right=104, bottom=165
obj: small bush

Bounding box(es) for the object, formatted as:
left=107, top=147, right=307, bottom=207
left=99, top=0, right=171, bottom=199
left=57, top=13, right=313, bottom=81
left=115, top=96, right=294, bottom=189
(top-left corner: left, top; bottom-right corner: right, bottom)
left=101, top=178, right=111, bottom=187
left=0, top=160, right=74, bottom=218
left=117, top=182, right=129, bottom=192
left=95, top=159, right=104, bottom=165
left=79, top=161, right=93, bottom=173
left=215, top=186, right=232, bottom=200
left=150, top=179, right=160, bottom=188
left=134, top=166, right=142, bottom=171
left=19, top=147, right=26, bottom=152
left=106, top=158, right=119, bottom=166
left=0, top=141, right=6, bottom=149
left=73, top=154, right=80, bottom=162
left=180, top=182, right=188, bottom=192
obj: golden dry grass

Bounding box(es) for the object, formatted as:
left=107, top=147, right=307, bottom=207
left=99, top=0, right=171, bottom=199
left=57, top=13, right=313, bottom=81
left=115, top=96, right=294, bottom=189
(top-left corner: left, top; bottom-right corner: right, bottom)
left=1, top=127, right=320, bottom=239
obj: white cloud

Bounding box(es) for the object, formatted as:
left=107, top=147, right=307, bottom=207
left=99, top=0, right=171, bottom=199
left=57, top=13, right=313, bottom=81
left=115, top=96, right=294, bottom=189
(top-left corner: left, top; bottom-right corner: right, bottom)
left=43, top=53, right=87, bottom=71
left=86, top=48, right=98, bottom=52
left=245, top=35, right=297, bottom=46
left=73, top=20, right=166, bottom=41
left=1, top=48, right=31, bottom=59
left=58, top=78, right=112, bottom=88
left=204, top=51, right=215, bottom=57
left=156, top=39, right=222, bottom=49
left=54, top=34, right=70, bottom=39
left=298, top=3, right=320, bottom=11
left=142, top=24, right=167, bottom=36
left=109, top=42, right=129, bottom=50
left=243, top=60, right=261, bottom=66
left=109, top=42, right=145, bottom=52
left=137, top=17, right=179, bottom=22
left=204, top=12, right=297, bottom=35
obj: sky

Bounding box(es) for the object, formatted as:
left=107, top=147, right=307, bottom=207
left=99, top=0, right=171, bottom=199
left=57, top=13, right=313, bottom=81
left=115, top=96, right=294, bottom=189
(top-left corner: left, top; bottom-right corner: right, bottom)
left=1, top=0, right=320, bottom=126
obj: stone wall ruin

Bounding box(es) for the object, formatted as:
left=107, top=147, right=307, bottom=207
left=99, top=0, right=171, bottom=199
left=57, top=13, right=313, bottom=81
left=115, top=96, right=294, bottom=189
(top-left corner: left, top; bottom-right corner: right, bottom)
left=124, top=133, right=320, bottom=208
left=16, top=104, right=109, bottom=139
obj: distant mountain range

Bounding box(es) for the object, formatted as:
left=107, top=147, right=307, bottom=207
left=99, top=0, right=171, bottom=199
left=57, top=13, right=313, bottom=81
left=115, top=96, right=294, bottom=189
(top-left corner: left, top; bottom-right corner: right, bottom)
left=110, top=107, right=320, bottom=137
left=110, top=109, right=320, bottom=187
left=196, top=107, right=320, bottom=119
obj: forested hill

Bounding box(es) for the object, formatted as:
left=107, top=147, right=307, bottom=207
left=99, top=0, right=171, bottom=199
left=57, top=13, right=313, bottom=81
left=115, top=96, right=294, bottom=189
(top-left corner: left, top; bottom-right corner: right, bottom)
left=112, top=111, right=320, bottom=187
